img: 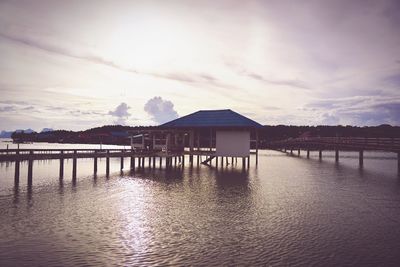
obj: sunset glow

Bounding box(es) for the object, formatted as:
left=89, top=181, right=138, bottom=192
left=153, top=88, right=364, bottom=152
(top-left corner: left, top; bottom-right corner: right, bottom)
left=0, top=0, right=399, bottom=131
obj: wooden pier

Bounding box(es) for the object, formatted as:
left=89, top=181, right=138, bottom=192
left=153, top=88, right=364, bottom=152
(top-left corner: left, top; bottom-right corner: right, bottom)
left=0, top=148, right=251, bottom=182
left=267, top=137, right=400, bottom=174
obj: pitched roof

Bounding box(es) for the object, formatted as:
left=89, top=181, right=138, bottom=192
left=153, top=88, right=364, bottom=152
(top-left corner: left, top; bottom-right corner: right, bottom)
left=161, top=109, right=262, bottom=128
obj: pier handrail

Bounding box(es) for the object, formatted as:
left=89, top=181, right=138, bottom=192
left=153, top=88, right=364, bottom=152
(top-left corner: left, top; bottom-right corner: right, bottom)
left=266, top=137, right=400, bottom=152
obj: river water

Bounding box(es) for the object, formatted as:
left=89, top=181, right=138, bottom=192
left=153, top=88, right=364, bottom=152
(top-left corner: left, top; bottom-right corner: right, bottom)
left=0, top=139, right=400, bottom=266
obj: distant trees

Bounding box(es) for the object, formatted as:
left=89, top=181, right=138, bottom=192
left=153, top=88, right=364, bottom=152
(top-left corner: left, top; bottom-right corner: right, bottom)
left=10, top=124, right=400, bottom=144
left=258, top=125, right=400, bottom=141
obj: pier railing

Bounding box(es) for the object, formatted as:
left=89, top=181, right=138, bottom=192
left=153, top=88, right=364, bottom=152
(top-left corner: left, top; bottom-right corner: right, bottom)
left=0, top=148, right=197, bottom=162
left=267, top=137, right=400, bottom=174
left=1, top=147, right=249, bottom=182
left=267, top=137, right=400, bottom=152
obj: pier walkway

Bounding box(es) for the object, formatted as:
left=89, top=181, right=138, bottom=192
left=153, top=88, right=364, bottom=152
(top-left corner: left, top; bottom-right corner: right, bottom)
left=267, top=137, right=400, bottom=174
left=0, top=148, right=251, bottom=182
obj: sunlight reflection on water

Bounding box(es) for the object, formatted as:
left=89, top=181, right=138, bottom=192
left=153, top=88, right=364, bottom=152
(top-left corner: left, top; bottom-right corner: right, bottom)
left=0, top=142, right=400, bottom=266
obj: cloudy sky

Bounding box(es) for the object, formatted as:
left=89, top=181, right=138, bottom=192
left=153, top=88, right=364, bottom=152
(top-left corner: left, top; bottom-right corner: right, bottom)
left=0, top=0, right=399, bottom=131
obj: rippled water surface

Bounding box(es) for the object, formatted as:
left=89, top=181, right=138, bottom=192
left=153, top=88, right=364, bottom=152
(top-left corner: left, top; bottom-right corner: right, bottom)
left=1, top=140, right=400, bottom=266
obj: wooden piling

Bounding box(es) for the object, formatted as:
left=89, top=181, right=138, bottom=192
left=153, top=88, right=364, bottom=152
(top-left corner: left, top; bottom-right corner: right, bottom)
left=14, top=160, right=20, bottom=183
left=197, top=154, right=200, bottom=165
left=159, top=157, right=162, bottom=168
left=247, top=156, right=250, bottom=168
left=359, top=150, right=364, bottom=167
left=256, top=131, right=259, bottom=165
left=28, top=157, right=33, bottom=184
left=242, top=157, right=245, bottom=168
left=27, top=160, right=33, bottom=186
left=106, top=150, right=110, bottom=176
left=216, top=156, right=219, bottom=168
left=319, top=150, right=322, bottom=160
left=307, top=150, right=310, bottom=158
left=397, top=152, right=400, bottom=176
left=60, top=158, right=64, bottom=177
left=120, top=157, right=124, bottom=170
left=72, top=150, right=77, bottom=180
left=94, top=156, right=97, bottom=174
left=59, top=151, right=64, bottom=178
left=130, top=157, right=135, bottom=170
left=298, top=149, right=300, bottom=156
left=153, top=157, right=156, bottom=168
left=335, top=149, right=339, bottom=162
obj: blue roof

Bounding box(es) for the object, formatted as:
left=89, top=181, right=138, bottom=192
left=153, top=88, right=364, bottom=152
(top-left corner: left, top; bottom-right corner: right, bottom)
left=161, top=109, right=262, bottom=128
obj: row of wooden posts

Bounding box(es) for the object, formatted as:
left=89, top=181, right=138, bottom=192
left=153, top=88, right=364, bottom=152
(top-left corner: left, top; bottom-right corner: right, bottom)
left=282, top=148, right=400, bottom=174
left=13, top=153, right=252, bottom=183
left=283, top=148, right=367, bottom=166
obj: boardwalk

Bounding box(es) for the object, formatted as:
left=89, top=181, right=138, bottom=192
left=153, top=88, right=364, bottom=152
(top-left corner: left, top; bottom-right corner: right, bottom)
left=267, top=137, right=400, bottom=174
left=267, top=137, right=400, bottom=152
left=0, top=147, right=250, bottom=182
left=0, top=148, right=184, bottom=161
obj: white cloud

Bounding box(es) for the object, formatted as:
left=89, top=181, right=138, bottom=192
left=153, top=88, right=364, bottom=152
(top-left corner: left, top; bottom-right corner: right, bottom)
left=144, top=96, right=178, bottom=124
left=1, top=0, right=399, bottom=129
left=108, top=102, right=131, bottom=125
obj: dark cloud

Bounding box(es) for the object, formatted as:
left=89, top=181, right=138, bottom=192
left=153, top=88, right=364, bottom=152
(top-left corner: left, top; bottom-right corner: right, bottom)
left=158, top=73, right=196, bottom=83
left=144, top=96, right=178, bottom=124
left=154, top=72, right=218, bottom=84
left=263, top=105, right=281, bottom=111
left=198, top=74, right=217, bottom=82
left=247, top=72, right=310, bottom=90
left=306, top=97, right=368, bottom=110
left=225, top=62, right=311, bottom=90
left=0, top=100, right=29, bottom=105
left=306, top=97, right=400, bottom=125
left=0, top=104, right=40, bottom=113
left=69, top=110, right=104, bottom=116
left=45, top=106, right=67, bottom=111
left=383, top=73, right=400, bottom=85
left=1, top=30, right=228, bottom=89
left=0, top=105, right=16, bottom=112
left=0, top=31, right=139, bottom=74
left=358, top=102, right=400, bottom=125
left=382, top=0, right=400, bottom=27
left=108, top=102, right=131, bottom=125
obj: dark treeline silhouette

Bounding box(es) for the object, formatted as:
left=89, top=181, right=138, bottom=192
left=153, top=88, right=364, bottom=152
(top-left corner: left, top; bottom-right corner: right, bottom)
left=10, top=124, right=400, bottom=146
left=260, top=124, right=400, bottom=140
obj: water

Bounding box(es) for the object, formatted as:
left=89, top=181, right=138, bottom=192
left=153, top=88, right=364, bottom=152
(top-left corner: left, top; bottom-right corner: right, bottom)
left=1, top=139, right=400, bottom=266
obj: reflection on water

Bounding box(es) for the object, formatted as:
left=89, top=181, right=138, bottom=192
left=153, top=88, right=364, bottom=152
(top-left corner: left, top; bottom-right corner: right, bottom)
left=0, top=144, right=400, bottom=266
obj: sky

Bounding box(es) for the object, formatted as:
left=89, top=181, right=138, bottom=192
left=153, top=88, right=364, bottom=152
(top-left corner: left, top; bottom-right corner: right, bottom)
left=0, top=0, right=399, bottom=131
